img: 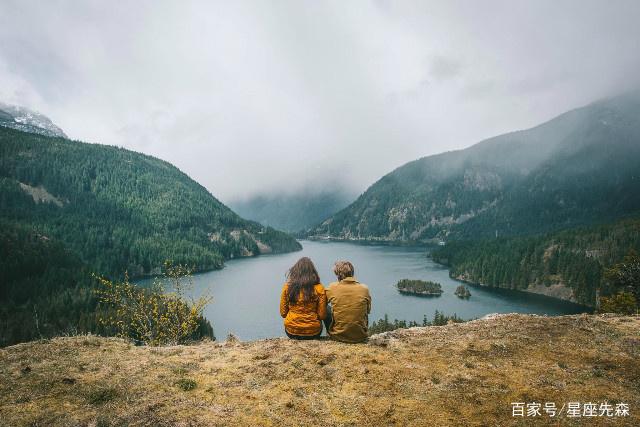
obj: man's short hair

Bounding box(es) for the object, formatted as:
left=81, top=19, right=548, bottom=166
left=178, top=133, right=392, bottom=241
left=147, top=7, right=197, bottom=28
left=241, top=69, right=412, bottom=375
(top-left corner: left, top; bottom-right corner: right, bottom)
left=333, top=260, right=354, bottom=281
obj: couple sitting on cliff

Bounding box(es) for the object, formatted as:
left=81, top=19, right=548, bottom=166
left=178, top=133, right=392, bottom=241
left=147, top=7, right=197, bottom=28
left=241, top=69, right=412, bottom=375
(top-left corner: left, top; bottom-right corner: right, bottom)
left=279, top=257, right=371, bottom=343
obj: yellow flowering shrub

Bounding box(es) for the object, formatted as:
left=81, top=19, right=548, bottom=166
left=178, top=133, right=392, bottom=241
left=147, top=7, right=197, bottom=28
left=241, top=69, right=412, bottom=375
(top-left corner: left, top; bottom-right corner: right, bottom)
left=95, top=261, right=213, bottom=346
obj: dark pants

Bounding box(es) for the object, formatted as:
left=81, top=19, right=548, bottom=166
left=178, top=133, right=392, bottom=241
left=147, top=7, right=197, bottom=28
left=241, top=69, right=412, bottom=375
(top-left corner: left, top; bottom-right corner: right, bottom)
left=286, top=331, right=322, bottom=340
left=323, top=304, right=333, bottom=332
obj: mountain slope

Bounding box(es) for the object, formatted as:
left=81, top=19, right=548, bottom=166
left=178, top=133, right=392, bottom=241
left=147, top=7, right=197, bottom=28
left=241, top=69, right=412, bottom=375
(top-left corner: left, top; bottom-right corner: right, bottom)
left=431, top=216, right=640, bottom=306
left=309, top=92, right=640, bottom=241
left=0, top=126, right=301, bottom=276
left=0, top=126, right=300, bottom=346
left=0, top=220, right=98, bottom=346
left=230, top=189, right=354, bottom=233
left=0, top=102, right=67, bottom=138
left=1, top=314, right=638, bottom=426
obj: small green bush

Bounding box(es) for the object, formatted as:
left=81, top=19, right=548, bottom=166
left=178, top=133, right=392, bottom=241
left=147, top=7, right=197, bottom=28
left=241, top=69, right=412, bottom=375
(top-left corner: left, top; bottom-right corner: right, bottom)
left=87, top=387, right=118, bottom=405
left=175, top=378, right=197, bottom=391
left=600, top=292, right=637, bottom=315
left=599, top=250, right=640, bottom=314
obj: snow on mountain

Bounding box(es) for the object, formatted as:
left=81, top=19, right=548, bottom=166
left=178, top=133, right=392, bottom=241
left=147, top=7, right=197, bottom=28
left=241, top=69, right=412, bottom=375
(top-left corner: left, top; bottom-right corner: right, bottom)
left=0, top=102, right=67, bottom=138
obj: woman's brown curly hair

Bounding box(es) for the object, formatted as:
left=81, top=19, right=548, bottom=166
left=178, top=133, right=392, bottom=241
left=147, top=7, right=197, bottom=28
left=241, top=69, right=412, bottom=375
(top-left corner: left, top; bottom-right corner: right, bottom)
left=286, top=257, right=321, bottom=304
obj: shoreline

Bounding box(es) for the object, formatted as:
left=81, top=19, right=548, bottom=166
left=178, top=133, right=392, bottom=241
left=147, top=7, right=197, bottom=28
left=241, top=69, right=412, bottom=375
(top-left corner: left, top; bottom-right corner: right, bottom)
left=397, top=289, right=443, bottom=297
left=306, top=237, right=594, bottom=310
left=303, top=236, right=432, bottom=248
left=447, top=273, right=595, bottom=311
left=132, top=244, right=303, bottom=283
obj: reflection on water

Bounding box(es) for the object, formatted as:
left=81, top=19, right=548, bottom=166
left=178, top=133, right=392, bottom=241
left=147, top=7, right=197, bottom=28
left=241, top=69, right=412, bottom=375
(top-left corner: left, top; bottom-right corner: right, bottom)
left=140, top=240, right=590, bottom=341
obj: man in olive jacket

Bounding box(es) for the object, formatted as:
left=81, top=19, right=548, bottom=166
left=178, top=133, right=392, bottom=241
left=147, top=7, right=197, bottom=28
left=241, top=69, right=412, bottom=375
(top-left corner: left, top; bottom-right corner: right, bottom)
left=324, top=260, right=371, bottom=343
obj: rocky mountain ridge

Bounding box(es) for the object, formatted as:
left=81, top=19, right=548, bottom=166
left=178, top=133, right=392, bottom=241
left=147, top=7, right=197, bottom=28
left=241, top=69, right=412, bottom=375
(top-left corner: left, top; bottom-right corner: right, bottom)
left=0, top=102, right=67, bottom=138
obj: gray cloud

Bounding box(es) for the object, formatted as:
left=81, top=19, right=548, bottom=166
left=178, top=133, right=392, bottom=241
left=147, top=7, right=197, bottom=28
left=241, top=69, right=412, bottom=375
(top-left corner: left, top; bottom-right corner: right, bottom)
left=1, top=0, right=639, bottom=202
left=429, top=55, right=462, bottom=82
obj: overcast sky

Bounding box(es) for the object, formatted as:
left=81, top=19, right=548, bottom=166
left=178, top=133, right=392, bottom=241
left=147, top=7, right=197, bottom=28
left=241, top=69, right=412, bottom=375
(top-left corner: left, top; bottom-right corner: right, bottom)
left=1, top=0, right=639, bottom=202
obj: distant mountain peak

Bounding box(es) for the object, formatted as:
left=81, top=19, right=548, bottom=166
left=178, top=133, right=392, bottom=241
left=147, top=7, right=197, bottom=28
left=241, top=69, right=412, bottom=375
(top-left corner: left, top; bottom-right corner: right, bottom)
left=0, top=102, right=67, bottom=138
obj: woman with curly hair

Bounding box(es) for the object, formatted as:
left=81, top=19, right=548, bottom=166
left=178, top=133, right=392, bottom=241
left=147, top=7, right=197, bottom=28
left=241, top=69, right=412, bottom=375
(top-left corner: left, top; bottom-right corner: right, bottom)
left=279, top=257, right=327, bottom=339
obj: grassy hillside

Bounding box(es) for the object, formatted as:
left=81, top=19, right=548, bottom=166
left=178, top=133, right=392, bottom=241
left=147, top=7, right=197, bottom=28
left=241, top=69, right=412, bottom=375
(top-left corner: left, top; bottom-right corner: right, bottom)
left=1, top=314, right=637, bottom=426
left=0, top=127, right=301, bottom=346
left=309, top=92, right=640, bottom=242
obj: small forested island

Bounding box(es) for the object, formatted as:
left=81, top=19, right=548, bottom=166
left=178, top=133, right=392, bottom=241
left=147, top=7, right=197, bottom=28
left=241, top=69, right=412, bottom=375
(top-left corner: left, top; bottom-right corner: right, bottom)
left=455, top=285, right=471, bottom=298
left=396, top=279, right=443, bottom=296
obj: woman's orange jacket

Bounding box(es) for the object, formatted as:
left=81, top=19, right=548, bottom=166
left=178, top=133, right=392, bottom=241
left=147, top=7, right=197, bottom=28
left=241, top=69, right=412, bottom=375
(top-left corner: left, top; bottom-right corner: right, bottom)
left=279, top=283, right=327, bottom=336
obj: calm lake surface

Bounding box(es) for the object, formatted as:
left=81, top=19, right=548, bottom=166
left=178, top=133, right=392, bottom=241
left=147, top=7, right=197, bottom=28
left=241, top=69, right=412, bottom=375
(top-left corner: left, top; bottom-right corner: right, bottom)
left=144, top=240, right=589, bottom=341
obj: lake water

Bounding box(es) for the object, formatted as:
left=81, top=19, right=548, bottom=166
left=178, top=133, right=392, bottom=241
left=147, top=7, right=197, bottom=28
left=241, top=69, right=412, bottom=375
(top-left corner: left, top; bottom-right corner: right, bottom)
left=143, top=240, right=590, bottom=341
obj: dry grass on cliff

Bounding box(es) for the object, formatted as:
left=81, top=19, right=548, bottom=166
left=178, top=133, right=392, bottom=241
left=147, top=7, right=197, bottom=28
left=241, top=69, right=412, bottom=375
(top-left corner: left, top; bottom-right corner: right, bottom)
left=1, top=314, right=638, bottom=426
